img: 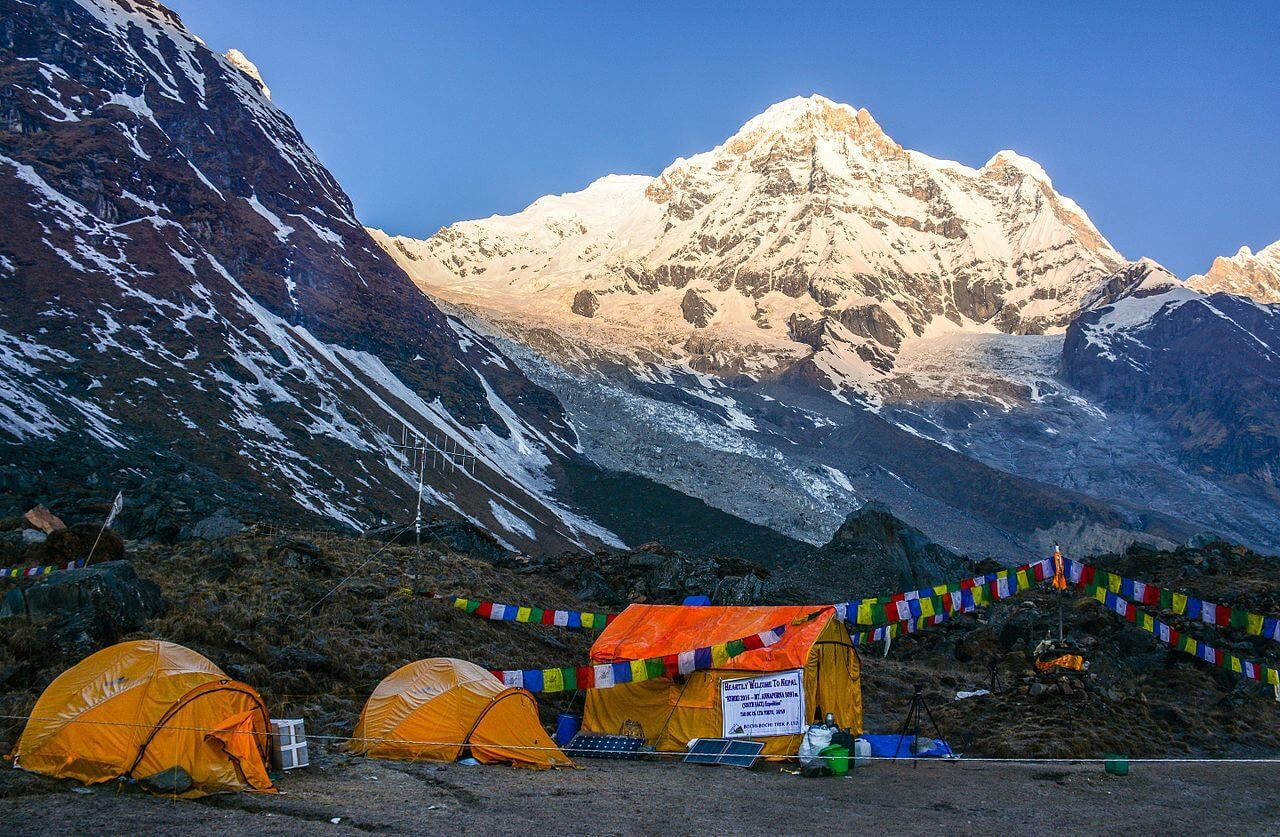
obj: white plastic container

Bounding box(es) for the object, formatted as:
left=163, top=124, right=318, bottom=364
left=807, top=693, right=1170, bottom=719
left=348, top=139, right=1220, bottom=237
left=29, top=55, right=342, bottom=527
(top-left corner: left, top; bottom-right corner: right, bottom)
left=852, top=737, right=872, bottom=769
left=270, top=718, right=309, bottom=770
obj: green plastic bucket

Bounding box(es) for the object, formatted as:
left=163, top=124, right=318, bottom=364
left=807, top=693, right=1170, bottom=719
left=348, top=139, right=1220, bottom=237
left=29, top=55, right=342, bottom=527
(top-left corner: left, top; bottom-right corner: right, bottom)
left=1103, top=754, right=1129, bottom=776
left=820, top=744, right=850, bottom=775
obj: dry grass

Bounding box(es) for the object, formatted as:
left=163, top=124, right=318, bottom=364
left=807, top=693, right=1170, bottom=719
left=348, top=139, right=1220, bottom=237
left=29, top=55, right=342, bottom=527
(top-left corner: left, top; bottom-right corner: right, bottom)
left=0, top=532, right=597, bottom=750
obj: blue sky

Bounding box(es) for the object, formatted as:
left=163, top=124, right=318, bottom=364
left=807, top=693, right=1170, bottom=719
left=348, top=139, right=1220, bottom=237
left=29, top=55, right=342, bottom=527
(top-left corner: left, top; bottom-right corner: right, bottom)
left=169, top=0, right=1278, bottom=277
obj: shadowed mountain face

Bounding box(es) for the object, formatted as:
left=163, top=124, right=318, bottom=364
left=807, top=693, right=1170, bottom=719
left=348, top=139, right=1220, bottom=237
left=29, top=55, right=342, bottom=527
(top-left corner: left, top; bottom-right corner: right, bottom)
left=1062, top=265, right=1280, bottom=502
left=0, top=0, right=633, bottom=552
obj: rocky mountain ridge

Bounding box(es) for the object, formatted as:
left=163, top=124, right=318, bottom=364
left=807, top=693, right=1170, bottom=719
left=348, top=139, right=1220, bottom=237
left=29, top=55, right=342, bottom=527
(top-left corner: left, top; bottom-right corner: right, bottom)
left=1188, top=240, right=1280, bottom=304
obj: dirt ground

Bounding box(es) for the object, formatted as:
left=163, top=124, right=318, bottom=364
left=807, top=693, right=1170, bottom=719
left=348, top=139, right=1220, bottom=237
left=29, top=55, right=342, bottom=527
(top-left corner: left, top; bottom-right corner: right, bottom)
left=3, top=750, right=1279, bottom=835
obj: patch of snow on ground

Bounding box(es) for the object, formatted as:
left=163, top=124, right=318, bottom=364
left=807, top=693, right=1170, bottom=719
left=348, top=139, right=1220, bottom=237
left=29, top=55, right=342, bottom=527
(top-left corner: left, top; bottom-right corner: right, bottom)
left=488, top=499, right=535, bottom=539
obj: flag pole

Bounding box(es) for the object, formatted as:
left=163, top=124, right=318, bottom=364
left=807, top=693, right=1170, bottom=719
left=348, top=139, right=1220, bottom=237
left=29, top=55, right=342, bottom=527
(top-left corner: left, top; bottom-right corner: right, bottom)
left=85, top=519, right=109, bottom=566
left=1053, top=544, right=1065, bottom=641
left=87, top=491, right=122, bottom=566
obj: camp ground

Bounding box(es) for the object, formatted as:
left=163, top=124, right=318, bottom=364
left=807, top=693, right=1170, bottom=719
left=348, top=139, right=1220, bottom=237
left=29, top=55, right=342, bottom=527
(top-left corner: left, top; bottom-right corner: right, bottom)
left=4, top=529, right=1280, bottom=837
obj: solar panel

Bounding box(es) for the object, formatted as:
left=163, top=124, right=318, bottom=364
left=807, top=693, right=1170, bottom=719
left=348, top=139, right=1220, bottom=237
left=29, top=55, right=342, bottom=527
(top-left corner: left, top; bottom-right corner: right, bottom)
left=683, top=738, right=765, bottom=768
left=721, top=739, right=766, bottom=768
left=684, top=737, right=731, bottom=764
left=563, top=734, right=645, bottom=760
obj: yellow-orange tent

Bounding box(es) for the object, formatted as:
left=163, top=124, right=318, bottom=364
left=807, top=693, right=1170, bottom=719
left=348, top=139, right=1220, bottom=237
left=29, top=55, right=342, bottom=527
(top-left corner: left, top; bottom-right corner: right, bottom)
left=9, top=640, right=274, bottom=797
left=350, top=658, right=572, bottom=769
left=583, top=604, right=861, bottom=757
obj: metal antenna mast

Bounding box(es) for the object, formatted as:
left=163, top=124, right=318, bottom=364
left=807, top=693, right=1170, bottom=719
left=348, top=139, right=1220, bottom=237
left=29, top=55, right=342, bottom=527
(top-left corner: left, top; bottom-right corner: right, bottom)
left=386, top=421, right=478, bottom=585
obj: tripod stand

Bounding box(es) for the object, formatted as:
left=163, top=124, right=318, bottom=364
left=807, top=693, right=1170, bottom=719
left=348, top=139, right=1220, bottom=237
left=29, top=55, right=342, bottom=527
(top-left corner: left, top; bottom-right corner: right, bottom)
left=893, top=685, right=950, bottom=768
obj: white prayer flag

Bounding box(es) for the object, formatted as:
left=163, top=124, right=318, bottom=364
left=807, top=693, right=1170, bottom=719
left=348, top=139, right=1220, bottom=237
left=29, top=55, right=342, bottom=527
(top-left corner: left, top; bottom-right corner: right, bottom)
left=104, top=491, right=124, bottom=527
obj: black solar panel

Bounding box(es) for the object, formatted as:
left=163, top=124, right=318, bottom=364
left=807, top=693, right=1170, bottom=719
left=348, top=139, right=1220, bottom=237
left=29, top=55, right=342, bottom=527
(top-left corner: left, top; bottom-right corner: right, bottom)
left=684, top=737, right=730, bottom=764
left=683, top=738, right=765, bottom=768
left=721, top=739, right=766, bottom=768
left=564, top=734, right=645, bottom=760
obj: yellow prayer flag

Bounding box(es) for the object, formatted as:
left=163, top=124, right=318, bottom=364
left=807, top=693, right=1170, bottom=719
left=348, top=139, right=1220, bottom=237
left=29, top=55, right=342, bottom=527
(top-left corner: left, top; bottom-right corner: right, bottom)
left=516, top=606, right=532, bottom=623
left=542, top=667, right=564, bottom=693
left=1247, top=613, right=1264, bottom=636
left=857, top=602, right=873, bottom=625
left=711, top=643, right=730, bottom=668
left=1172, top=593, right=1187, bottom=615
left=580, top=612, right=595, bottom=629
left=920, top=597, right=936, bottom=618
left=630, top=659, right=648, bottom=682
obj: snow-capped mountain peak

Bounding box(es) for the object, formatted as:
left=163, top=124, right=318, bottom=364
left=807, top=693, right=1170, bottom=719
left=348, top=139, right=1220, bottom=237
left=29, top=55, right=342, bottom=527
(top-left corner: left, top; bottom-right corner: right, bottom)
left=1188, top=239, right=1280, bottom=303
left=377, top=94, right=1127, bottom=401
left=224, top=48, right=271, bottom=99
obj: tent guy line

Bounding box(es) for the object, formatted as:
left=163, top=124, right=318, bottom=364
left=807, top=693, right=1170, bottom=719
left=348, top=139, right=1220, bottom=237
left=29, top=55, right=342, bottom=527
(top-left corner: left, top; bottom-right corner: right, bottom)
left=293, top=520, right=415, bottom=619
left=7, top=715, right=1280, bottom=764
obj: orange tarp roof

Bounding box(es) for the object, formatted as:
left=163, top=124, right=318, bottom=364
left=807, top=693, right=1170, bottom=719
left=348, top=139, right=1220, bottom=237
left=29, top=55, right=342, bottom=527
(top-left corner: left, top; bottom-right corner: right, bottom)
left=589, top=604, right=836, bottom=671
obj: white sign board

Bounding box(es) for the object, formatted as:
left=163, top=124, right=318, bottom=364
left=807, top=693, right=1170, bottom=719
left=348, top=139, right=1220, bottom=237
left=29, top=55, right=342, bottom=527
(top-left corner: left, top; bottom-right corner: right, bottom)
left=720, top=669, right=805, bottom=738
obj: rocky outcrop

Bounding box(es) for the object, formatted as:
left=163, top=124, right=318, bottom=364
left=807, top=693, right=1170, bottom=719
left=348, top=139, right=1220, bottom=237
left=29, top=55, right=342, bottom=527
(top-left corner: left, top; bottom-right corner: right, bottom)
left=680, top=289, right=717, bottom=328
left=571, top=289, right=600, bottom=318
left=364, top=516, right=511, bottom=564
left=192, top=508, right=245, bottom=540
left=534, top=541, right=769, bottom=605
left=765, top=502, right=969, bottom=602
left=0, top=561, right=164, bottom=655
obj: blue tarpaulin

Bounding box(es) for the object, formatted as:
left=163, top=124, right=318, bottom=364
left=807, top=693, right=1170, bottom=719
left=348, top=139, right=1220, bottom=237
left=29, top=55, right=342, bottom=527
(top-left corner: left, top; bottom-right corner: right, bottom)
left=861, top=734, right=954, bottom=759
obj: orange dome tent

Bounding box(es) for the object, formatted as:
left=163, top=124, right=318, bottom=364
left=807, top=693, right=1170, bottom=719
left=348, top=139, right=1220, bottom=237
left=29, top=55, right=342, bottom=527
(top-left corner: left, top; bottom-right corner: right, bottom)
left=583, top=604, right=861, bottom=758
left=8, top=640, right=275, bottom=797
left=351, top=658, right=572, bottom=769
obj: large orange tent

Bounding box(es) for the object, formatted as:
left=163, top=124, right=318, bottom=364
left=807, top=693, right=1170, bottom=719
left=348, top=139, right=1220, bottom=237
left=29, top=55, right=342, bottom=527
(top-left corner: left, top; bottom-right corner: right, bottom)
left=350, top=657, right=572, bottom=769
left=9, top=640, right=275, bottom=797
left=583, top=604, right=860, bottom=757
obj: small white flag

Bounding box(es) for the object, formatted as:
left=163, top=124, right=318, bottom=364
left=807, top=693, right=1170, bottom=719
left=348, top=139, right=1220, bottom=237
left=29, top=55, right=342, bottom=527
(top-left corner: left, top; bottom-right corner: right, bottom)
left=677, top=650, right=695, bottom=675
left=104, top=491, right=124, bottom=528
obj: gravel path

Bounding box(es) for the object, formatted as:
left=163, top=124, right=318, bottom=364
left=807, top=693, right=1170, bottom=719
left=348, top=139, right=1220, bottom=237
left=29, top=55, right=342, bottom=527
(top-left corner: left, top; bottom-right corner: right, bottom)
left=4, top=754, right=1280, bottom=835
